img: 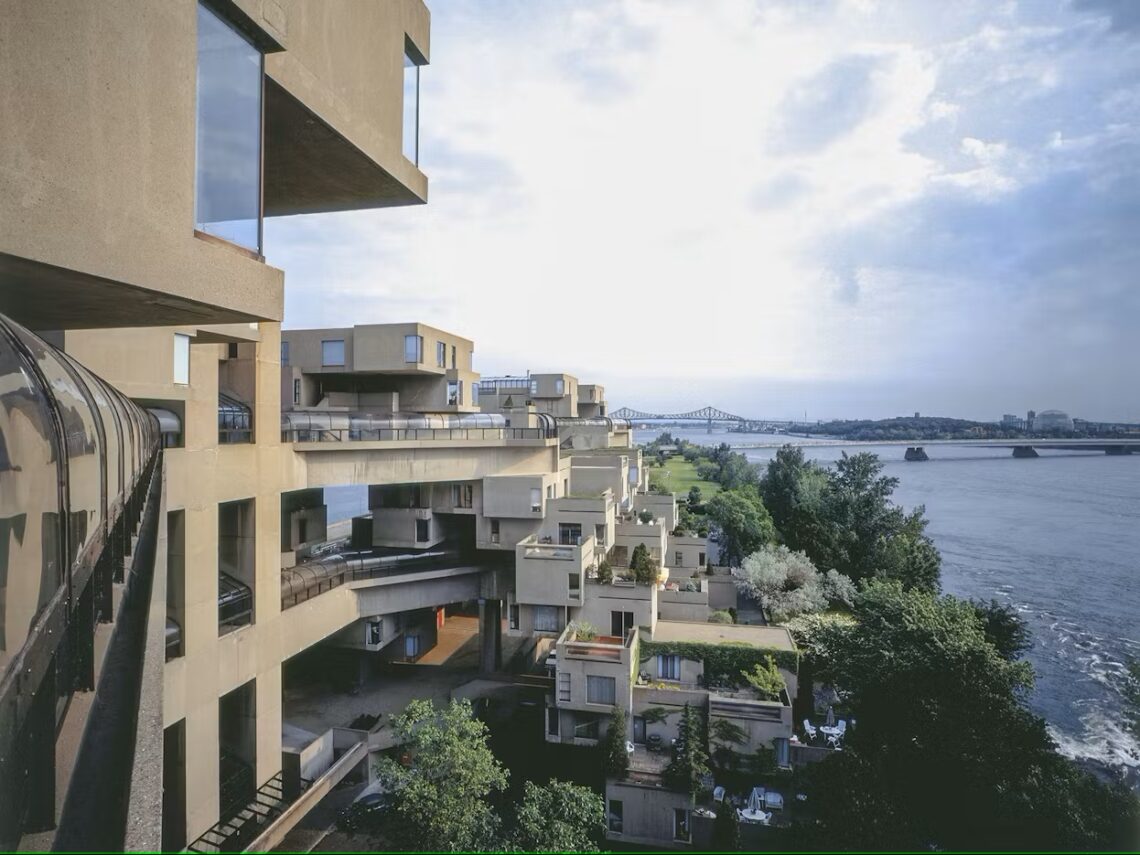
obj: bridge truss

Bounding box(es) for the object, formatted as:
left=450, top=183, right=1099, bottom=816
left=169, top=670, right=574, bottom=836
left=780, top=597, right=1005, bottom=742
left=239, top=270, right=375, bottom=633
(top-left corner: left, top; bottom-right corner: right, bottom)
left=609, top=405, right=746, bottom=422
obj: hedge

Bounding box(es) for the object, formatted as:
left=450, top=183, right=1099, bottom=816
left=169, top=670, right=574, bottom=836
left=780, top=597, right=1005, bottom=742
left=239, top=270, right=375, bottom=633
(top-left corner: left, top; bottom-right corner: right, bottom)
left=640, top=640, right=800, bottom=686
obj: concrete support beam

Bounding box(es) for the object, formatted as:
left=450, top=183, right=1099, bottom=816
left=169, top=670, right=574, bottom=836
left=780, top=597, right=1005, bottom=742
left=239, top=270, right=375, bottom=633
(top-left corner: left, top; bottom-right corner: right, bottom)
left=904, top=447, right=929, bottom=461
left=1012, top=446, right=1039, bottom=459
left=479, top=598, right=503, bottom=675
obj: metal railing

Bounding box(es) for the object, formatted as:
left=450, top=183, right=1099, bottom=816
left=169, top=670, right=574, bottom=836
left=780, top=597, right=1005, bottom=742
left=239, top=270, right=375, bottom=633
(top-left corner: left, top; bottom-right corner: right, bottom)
left=280, top=552, right=466, bottom=611
left=282, top=426, right=550, bottom=444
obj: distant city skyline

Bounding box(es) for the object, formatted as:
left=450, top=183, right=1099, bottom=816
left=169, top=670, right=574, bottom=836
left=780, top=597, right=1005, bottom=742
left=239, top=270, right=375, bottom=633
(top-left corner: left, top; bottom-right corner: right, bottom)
left=268, top=0, right=1140, bottom=424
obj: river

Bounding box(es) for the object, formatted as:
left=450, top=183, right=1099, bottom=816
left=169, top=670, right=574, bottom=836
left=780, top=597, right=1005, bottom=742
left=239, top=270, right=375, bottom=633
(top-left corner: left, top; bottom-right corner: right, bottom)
left=641, top=427, right=1140, bottom=786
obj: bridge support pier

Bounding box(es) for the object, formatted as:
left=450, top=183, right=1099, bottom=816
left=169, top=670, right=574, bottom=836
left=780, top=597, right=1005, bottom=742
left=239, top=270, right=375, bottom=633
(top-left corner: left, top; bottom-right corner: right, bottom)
left=1105, top=447, right=1132, bottom=455
left=904, top=447, right=929, bottom=462
left=478, top=598, right=502, bottom=675
left=1012, top=446, right=1039, bottom=459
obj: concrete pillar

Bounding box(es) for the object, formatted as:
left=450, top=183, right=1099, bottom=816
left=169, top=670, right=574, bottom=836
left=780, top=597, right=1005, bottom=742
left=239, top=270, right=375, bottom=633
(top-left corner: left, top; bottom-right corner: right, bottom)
left=478, top=598, right=502, bottom=674
left=1012, top=446, right=1039, bottom=459
left=904, top=447, right=929, bottom=461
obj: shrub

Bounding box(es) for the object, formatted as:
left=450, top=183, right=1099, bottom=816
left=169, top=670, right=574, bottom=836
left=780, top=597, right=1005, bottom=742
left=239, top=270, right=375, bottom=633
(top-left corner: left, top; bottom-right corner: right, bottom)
left=597, top=559, right=613, bottom=585
left=708, top=609, right=734, bottom=625
left=741, top=655, right=785, bottom=701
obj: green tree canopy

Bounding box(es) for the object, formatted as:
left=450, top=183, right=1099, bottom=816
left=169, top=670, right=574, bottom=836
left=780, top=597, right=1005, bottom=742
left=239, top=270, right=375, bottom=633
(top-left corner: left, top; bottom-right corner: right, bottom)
left=376, top=699, right=507, bottom=852
left=509, top=779, right=605, bottom=853
left=705, top=488, right=776, bottom=567
left=665, top=703, right=710, bottom=801
left=803, top=582, right=1139, bottom=850
left=732, top=544, right=828, bottom=622
left=600, top=706, right=630, bottom=778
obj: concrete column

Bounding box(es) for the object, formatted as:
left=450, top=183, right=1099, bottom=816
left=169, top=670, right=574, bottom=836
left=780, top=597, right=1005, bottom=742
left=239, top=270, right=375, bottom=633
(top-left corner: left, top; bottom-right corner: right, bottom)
left=904, top=447, right=929, bottom=461
left=478, top=598, right=502, bottom=674
left=1012, top=446, right=1039, bottom=459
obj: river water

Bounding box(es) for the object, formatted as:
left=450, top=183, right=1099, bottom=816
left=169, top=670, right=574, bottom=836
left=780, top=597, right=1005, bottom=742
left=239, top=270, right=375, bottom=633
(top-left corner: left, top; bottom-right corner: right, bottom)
left=642, top=427, right=1140, bottom=786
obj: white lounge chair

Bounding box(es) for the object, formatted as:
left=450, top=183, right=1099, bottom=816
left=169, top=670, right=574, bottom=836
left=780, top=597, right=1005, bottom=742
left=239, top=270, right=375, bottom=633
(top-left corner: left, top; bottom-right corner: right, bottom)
left=713, top=786, right=726, bottom=803
left=803, top=719, right=818, bottom=741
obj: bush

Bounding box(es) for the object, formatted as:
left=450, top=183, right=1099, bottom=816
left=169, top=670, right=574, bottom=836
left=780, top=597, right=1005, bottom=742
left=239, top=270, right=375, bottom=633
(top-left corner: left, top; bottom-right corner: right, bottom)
left=637, top=508, right=656, bottom=524
left=740, top=655, right=785, bottom=701
left=709, top=609, right=735, bottom=625
left=569, top=621, right=597, bottom=641
left=596, top=559, right=613, bottom=585
left=630, top=543, right=658, bottom=585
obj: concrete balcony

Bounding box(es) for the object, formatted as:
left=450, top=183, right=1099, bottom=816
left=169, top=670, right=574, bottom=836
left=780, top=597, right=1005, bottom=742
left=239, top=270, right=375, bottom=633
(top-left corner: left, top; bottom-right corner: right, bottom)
left=515, top=534, right=596, bottom=607
left=553, top=624, right=638, bottom=714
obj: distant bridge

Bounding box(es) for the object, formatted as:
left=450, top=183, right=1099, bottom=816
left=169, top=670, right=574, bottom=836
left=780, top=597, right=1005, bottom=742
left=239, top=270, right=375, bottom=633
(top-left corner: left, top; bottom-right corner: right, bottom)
left=609, top=406, right=792, bottom=432
left=725, top=437, right=1140, bottom=460
left=610, top=406, right=747, bottom=422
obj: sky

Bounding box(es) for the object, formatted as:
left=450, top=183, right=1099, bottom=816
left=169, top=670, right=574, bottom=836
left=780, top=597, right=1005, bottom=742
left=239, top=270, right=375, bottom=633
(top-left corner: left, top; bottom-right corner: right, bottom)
left=266, top=0, right=1140, bottom=423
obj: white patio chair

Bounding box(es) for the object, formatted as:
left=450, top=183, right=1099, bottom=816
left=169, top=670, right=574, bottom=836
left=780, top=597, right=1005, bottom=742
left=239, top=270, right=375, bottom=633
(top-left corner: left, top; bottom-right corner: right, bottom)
left=803, top=719, right=818, bottom=741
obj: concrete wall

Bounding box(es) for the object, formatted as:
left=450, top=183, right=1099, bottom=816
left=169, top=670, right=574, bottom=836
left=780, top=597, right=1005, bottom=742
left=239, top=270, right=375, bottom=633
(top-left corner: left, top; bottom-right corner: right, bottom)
left=635, top=492, right=678, bottom=532
left=0, top=0, right=283, bottom=329
left=658, top=585, right=709, bottom=623
left=515, top=536, right=595, bottom=608
left=605, top=780, right=695, bottom=848
left=665, top=535, right=709, bottom=573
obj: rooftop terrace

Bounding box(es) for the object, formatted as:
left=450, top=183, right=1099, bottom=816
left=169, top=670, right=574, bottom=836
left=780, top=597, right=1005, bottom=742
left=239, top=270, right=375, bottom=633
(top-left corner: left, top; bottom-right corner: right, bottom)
left=650, top=621, right=796, bottom=651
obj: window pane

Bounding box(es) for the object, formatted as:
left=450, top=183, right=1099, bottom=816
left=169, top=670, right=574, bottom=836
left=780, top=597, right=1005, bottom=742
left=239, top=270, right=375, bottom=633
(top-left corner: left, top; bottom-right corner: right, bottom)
left=404, top=334, right=422, bottom=363
left=403, top=51, right=420, bottom=164
left=280, top=341, right=289, bottom=365
left=174, top=334, right=190, bottom=384
left=321, top=340, right=345, bottom=366
left=437, top=341, right=446, bottom=367
left=530, top=487, right=541, bottom=512
left=535, top=606, right=558, bottom=632
left=195, top=3, right=262, bottom=251
left=586, top=675, right=615, bottom=705
left=447, top=381, right=459, bottom=406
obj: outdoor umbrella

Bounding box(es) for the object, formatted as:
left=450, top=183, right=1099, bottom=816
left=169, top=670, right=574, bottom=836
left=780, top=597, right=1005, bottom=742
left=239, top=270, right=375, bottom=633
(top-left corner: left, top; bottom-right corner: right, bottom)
left=825, top=706, right=835, bottom=727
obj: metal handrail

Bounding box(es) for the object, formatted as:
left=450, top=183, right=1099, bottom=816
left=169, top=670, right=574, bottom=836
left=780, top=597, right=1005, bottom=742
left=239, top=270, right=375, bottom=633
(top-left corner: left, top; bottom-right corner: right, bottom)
left=282, top=426, right=552, bottom=443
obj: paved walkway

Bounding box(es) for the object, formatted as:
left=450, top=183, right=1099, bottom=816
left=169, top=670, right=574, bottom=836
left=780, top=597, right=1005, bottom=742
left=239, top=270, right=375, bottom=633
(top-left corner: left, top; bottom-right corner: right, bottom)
left=417, top=614, right=479, bottom=665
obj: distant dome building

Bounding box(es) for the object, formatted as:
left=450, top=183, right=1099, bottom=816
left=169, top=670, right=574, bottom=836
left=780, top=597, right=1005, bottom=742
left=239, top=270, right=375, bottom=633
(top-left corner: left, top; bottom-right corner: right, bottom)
left=1033, top=409, right=1073, bottom=432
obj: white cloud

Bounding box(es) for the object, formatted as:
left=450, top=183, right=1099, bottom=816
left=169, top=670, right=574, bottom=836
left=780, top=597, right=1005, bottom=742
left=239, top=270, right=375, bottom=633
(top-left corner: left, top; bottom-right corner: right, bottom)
left=266, top=0, right=1140, bottom=419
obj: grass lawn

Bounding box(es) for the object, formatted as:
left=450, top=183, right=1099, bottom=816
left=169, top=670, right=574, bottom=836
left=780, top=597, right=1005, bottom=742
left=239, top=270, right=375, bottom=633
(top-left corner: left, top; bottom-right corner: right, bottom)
left=650, top=457, right=721, bottom=498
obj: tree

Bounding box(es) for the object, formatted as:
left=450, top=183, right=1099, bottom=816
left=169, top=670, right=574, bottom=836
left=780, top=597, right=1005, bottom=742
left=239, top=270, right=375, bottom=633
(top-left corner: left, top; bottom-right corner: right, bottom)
left=711, top=796, right=741, bottom=850
left=509, top=779, right=605, bottom=853
left=708, top=608, right=734, bottom=625
left=705, top=489, right=776, bottom=567
left=630, top=542, right=658, bottom=585
left=820, top=568, right=857, bottom=609
left=600, top=706, right=630, bottom=778
left=665, top=703, right=710, bottom=801
left=596, top=558, right=613, bottom=585
left=687, top=485, right=702, bottom=508
left=806, top=582, right=1140, bottom=851
left=740, top=655, right=785, bottom=701
left=732, top=544, right=829, bottom=622
left=709, top=718, right=747, bottom=774
left=376, top=699, right=507, bottom=852
left=971, top=598, right=1031, bottom=660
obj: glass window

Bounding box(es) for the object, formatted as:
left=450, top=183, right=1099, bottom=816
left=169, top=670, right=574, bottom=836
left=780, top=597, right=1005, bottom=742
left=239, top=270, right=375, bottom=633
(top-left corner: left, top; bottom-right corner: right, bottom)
left=658, top=654, right=681, bottom=681
left=293, top=378, right=300, bottom=405
left=280, top=341, right=289, bottom=365
left=451, top=345, right=457, bottom=369
left=490, top=519, right=500, bottom=543
left=673, top=809, right=690, bottom=842
left=174, top=334, right=190, bottom=384
left=555, top=379, right=565, bottom=395
left=534, top=606, right=559, bottom=633
left=404, top=334, right=423, bottom=364
left=509, top=604, right=519, bottom=630
left=436, top=340, right=446, bottom=367
left=416, top=518, right=430, bottom=542
left=569, top=572, right=581, bottom=599
left=195, top=2, right=263, bottom=252
left=321, top=340, right=345, bottom=366
left=609, top=800, right=624, bottom=834
left=403, top=47, right=421, bottom=165
left=676, top=551, right=683, bottom=566
left=530, top=487, right=541, bottom=512
left=458, top=381, right=463, bottom=406
left=472, top=383, right=480, bottom=406
left=586, top=675, right=614, bottom=705
left=447, top=381, right=459, bottom=406
left=530, top=380, right=538, bottom=396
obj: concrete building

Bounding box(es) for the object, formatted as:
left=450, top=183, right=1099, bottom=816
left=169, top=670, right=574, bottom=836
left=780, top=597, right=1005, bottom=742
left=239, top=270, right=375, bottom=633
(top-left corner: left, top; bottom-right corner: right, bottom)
left=0, top=2, right=727, bottom=852
left=0, top=0, right=433, bottom=849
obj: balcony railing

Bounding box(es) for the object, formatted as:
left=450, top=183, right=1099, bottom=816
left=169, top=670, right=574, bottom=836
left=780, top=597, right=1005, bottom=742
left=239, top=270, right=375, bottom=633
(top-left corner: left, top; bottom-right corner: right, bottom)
left=283, top=426, right=550, bottom=444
